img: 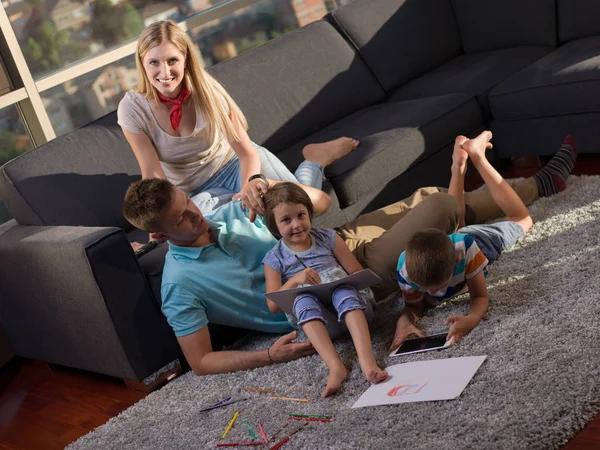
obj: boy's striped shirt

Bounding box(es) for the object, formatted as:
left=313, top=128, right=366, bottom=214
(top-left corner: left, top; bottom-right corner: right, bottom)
left=396, top=233, right=489, bottom=305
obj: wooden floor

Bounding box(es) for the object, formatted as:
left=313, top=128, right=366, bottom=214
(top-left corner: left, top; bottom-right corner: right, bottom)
left=1, top=155, right=599, bottom=449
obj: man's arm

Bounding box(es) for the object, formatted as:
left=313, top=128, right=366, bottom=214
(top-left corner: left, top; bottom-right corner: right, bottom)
left=178, top=326, right=314, bottom=376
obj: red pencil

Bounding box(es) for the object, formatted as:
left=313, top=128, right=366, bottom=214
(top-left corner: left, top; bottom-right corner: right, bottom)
left=268, top=422, right=308, bottom=450
left=269, top=437, right=289, bottom=450
left=216, top=442, right=263, bottom=447
left=262, top=423, right=289, bottom=447
left=257, top=424, right=268, bottom=444
left=288, top=416, right=333, bottom=423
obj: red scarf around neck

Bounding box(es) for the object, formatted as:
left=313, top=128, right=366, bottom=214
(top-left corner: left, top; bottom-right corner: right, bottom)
left=157, top=86, right=191, bottom=131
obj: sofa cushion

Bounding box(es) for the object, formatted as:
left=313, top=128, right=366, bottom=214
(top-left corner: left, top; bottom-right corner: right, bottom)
left=389, top=46, right=553, bottom=107
left=451, top=0, right=556, bottom=53
left=489, top=36, right=600, bottom=121
left=558, top=0, right=600, bottom=43
left=0, top=112, right=139, bottom=229
left=209, top=20, right=385, bottom=154
left=329, top=0, right=461, bottom=93
left=278, top=94, right=481, bottom=208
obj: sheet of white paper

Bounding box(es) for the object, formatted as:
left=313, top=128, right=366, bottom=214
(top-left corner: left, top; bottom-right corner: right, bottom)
left=352, top=356, right=487, bottom=408
left=265, top=269, right=381, bottom=314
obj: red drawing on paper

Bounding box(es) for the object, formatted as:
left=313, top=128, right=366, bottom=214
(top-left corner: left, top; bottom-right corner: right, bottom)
left=387, top=381, right=429, bottom=397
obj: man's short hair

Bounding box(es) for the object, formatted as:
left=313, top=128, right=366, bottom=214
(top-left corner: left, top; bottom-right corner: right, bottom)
left=405, top=228, right=456, bottom=287
left=264, top=182, right=314, bottom=238
left=123, top=178, right=174, bottom=232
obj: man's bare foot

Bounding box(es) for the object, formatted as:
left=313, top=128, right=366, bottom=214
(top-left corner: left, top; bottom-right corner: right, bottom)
left=322, top=364, right=348, bottom=398
left=360, top=359, right=388, bottom=384
left=462, top=131, right=493, bottom=162
left=452, top=135, right=469, bottom=175
left=303, top=137, right=359, bottom=168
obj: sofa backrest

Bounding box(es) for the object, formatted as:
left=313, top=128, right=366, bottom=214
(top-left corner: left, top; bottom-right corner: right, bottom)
left=0, top=112, right=139, bottom=229
left=558, top=0, right=600, bottom=43
left=451, top=0, right=556, bottom=53
left=208, top=20, right=385, bottom=153
left=329, top=0, right=461, bottom=93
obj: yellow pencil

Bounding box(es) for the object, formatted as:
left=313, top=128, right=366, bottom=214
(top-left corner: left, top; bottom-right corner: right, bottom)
left=269, top=396, right=309, bottom=403
left=221, top=411, right=239, bottom=439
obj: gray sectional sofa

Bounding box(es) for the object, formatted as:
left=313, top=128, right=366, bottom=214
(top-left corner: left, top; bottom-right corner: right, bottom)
left=0, top=0, right=598, bottom=384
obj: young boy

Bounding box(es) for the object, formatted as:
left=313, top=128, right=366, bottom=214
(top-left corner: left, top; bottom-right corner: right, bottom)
left=390, top=130, right=542, bottom=350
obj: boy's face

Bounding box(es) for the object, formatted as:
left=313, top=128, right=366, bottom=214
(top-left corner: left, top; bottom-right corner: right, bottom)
left=425, top=274, right=453, bottom=296
left=154, top=187, right=209, bottom=243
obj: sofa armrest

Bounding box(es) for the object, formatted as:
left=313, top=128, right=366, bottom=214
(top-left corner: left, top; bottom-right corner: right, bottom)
left=0, top=223, right=181, bottom=381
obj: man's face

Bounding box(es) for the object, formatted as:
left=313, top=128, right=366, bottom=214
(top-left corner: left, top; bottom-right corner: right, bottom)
left=156, top=187, right=209, bottom=244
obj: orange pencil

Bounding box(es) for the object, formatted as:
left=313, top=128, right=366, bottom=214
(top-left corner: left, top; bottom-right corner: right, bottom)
left=269, top=396, right=309, bottom=403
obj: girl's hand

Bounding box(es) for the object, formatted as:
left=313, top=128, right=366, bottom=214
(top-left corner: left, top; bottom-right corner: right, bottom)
left=238, top=178, right=267, bottom=217
left=291, top=268, right=322, bottom=286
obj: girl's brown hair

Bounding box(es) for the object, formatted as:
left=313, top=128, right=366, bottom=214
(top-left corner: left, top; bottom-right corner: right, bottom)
left=264, top=182, right=314, bottom=238
left=134, top=20, right=248, bottom=143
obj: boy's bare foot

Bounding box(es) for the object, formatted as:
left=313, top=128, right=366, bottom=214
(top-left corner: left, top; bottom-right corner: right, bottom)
left=360, top=359, right=388, bottom=384
left=303, top=137, right=359, bottom=168
left=462, top=130, right=493, bottom=162
left=322, top=364, right=348, bottom=398
left=452, top=135, right=469, bottom=175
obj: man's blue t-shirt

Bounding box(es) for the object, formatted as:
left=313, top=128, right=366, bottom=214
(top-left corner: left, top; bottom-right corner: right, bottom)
left=161, top=201, right=292, bottom=337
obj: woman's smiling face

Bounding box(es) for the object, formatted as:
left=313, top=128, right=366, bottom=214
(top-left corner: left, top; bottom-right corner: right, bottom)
left=143, top=41, right=186, bottom=98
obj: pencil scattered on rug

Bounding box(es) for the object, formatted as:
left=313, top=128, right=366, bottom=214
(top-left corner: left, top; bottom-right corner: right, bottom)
left=68, top=175, right=600, bottom=450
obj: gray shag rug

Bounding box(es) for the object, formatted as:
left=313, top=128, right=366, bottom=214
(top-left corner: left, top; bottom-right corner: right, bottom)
left=68, top=176, right=600, bottom=450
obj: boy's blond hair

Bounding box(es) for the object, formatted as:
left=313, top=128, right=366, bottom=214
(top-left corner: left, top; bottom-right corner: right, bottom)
left=134, top=21, right=248, bottom=144
left=405, top=228, right=456, bottom=287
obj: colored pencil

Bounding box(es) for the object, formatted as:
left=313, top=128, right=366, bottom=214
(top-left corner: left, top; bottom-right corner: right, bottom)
left=243, top=420, right=258, bottom=441
left=268, top=422, right=308, bottom=450
left=257, top=424, right=268, bottom=444
left=262, top=423, right=289, bottom=447
left=240, top=388, right=277, bottom=393
left=269, top=396, right=309, bottom=402
left=222, top=411, right=239, bottom=439
left=216, top=442, right=263, bottom=447
left=200, top=398, right=247, bottom=412
left=269, top=437, right=289, bottom=450
left=289, top=416, right=332, bottom=423
left=288, top=414, right=331, bottom=419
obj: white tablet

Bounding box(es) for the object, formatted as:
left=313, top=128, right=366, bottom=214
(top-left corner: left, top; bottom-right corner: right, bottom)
left=389, top=333, right=453, bottom=357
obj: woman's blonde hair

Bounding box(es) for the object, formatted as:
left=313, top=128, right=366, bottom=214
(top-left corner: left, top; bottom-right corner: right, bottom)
left=134, top=20, right=248, bottom=143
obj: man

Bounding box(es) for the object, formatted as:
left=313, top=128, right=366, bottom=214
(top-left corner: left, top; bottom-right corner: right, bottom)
left=123, top=177, right=461, bottom=375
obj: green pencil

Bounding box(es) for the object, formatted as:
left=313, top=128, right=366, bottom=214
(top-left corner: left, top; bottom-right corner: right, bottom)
left=243, top=419, right=258, bottom=441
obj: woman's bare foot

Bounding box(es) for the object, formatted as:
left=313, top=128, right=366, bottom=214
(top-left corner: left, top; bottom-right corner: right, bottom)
left=360, top=359, right=388, bottom=384
left=462, top=130, right=493, bottom=162
left=302, top=137, right=359, bottom=168
left=322, top=364, right=348, bottom=398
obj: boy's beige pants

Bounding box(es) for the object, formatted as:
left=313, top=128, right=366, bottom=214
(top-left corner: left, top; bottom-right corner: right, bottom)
left=336, top=178, right=538, bottom=300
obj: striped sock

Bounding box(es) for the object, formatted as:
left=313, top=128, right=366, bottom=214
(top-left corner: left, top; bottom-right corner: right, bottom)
left=533, top=135, right=577, bottom=197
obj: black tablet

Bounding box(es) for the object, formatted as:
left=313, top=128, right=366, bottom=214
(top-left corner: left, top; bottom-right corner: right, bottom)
left=389, top=333, right=452, bottom=357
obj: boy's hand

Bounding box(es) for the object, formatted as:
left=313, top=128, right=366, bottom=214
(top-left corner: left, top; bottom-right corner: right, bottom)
left=445, top=314, right=479, bottom=345
left=291, top=268, right=322, bottom=286
left=389, top=315, right=424, bottom=351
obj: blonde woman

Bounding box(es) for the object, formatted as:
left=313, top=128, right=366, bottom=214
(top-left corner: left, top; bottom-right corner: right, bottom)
left=118, top=20, right=358, bottom=223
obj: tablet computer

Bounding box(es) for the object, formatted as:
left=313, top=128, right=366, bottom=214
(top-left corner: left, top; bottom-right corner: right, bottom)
left=389, top=333, right=452, bottom=357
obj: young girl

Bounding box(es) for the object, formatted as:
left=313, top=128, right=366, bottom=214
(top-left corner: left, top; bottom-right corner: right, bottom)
left=262, top=182, right=388, bottom=398
left=117, top=20, right=358, bottom=222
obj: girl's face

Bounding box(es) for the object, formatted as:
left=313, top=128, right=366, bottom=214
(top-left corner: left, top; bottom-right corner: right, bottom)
left=143, top=41, right=187, bottom=99
left=273, top=202, right=312, bottom=247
